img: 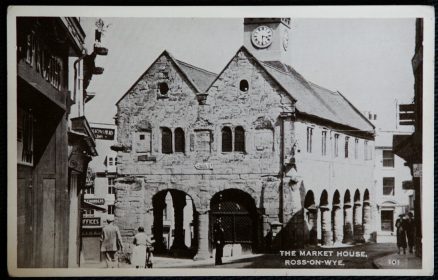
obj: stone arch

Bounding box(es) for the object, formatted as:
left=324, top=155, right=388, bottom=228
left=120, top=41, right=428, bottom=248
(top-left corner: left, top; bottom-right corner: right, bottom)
left=210, top=189, right=259, bottom=255
left=343, top=189, right=353, bottom=243
left=319, top=190, right=332, bottom=245
left=304, top=190, right=317, bottom=245
left=332, top=190, right=343, bottom=244
left=152, top=189, right=197, bottom=256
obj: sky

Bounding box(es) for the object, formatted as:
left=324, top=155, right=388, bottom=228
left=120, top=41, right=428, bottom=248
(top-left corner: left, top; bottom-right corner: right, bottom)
left=82, top=17, right=416, bottom=133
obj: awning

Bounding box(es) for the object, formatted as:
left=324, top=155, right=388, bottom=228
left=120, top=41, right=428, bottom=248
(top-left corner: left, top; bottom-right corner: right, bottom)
left=82, top=201, right=107, bottom=212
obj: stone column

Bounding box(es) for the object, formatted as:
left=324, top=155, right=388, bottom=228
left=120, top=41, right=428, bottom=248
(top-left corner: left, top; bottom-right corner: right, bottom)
left=362, top=200, right=372, bottom=242
left=343, top=202, right=354, bottom=244
left=353, top=201, right=365, bottom=243
left=193, top=210, right=210, bottom=260
left=332, top=203, right=343, bottom=244
left=171, top=194, right=187, bottom=250
left=308, top=208, right=318, bottom=245
left=320, top=205, right=332, bottom=246
left=152, top=198, right=166, bottom=253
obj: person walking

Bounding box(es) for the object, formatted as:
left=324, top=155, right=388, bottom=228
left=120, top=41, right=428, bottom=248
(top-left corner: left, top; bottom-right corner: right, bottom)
left=213, top=219, right=225, bottom=265
left=131, top=227, right=153, bottom=268
left=395, top=214, right=407, bottom=255
left=101, top=217, right=123, bottom=268
left=405, top=212, right=415, bottom=254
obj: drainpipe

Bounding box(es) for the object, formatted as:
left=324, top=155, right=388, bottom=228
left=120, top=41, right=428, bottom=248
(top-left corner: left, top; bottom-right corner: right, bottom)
left=279, top=116, right=285, bottom=224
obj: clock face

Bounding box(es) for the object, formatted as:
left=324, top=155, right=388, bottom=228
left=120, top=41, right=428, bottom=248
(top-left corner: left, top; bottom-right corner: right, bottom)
left=251, top=26, right=273, bottom=48
left=283, top=31, right=289, bottom=51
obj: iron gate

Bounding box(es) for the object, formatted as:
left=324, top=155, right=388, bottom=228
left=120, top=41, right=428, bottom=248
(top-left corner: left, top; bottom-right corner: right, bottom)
left=210, top=200, right=253, bottom=244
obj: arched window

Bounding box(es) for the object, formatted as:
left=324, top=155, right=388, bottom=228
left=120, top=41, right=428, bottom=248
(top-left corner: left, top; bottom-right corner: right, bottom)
left=159, top=82, right=169, bottom=95
left=240, top=80, right=249, bottom=92
left=234, top=126, right=245, bottom=152
left=221, top=127, right=232, bottom=152
left=174, top=128, right=185, bottom=153
left=161, top=127, right=172, bottom=154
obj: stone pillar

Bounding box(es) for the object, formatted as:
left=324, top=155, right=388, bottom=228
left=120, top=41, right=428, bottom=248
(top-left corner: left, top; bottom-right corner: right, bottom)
left=320, top=205, right=332, bottom=246
left=353, top=201, right=365, bottom=243
left=308, top=208, right=318, bottom=245
left=332, top=203, right=343, bottom=244
left=171, top=194, right=187, bottom=250
left=343, top=202, right=354, bottom=244
left=152, top=198, right=166, bottom=253
left=194, top=210, right=210, bottom=260
left=362, top=200, right=372, bottom=242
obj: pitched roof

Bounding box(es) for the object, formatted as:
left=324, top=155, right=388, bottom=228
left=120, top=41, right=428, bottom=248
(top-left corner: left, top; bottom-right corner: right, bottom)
left=261, top=60, right=374, bottom=132
left=116, top=50, right=217, bottom=105
left=175, top=59, right=217, bottom=92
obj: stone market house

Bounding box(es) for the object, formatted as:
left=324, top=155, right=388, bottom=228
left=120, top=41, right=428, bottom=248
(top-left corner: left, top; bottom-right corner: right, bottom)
left=112, top=18, right=376, bottom=260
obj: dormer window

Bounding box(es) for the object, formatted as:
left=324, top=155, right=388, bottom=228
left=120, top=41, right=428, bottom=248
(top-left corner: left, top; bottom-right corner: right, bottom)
left=159, top=82, right=169, bottom=95
left=240, top=80, right=249, bottom=92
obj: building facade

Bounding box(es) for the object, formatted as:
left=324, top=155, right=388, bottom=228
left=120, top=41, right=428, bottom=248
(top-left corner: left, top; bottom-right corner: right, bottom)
left=16, top=17, right=91, bottom=268
left=16, top=17, right=108, bottom=268
left=112, top=18, right=376, bottom=260
left=374, top=131, right=414, bottom=243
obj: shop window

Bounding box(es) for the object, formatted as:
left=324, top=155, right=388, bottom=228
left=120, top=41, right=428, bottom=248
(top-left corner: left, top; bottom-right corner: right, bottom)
left=175, top=128, right=185, bottom=153
left=161, top=127, right=173, bottom=154
left=344, top=136, right=349, bottom=158
left=240, top=80, right=249, bottom=92
left=234, top=126, right=245, bottom=152
left=222, top=127, right=232, bottom=152
left=159, top=82, right=169, bottom=95
left=321, top=131, right=327, bottom=156
left=381, top=210, right=394, bottom=231
left=383, top=177, right=395, bottom=196
left=108, top=205, right=115, bottom=215
left=306, top=127, right=313, bottom=153
left=382, top=150, right=395, bottom=167
left=17, top=107, right=34, bottom=165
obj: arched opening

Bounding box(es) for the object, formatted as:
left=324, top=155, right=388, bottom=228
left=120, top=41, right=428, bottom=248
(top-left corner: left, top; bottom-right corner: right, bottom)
left=332, top=190, right=343, bottom=244
left=152, top=189, right=195, bottom=257
left=221, top=127, right=232, bottom=152
left=343, top=190, right=353, bottom=243
left=319, top=190, right=332, bottom=246
left=239, top=79, right=249, bottom=92
left=304, top=191, right=317, bottom=245
left=210, top=189, right=258, bottom=256
left=174, top=128, right=185, bottom=153
left=234, top=126, right=245, bottom=152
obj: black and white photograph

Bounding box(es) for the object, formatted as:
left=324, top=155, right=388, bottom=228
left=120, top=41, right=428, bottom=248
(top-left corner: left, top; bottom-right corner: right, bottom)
left=7, top=6, right=434, bottom=277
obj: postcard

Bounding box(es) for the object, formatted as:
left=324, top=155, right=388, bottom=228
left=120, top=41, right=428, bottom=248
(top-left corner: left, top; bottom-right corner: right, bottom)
left=7, top=5, right=434, bottom=277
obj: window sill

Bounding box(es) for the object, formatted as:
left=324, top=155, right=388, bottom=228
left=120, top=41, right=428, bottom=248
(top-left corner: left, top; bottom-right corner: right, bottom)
left=157, top=95, right=169, bottom=100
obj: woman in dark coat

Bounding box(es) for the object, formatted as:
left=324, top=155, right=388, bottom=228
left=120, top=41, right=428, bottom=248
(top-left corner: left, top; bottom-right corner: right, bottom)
left=395, top=214, right=407, bottom=254
left=213, top=220, right=225, bottom=265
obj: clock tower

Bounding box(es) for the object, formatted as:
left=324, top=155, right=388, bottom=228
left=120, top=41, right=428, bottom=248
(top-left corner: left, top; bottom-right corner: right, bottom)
left=244, top=18, right=291, bottom=63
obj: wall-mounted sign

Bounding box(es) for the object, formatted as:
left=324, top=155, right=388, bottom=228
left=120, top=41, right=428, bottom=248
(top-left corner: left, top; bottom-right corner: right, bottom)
left=84, top=198, right=105, bottom=205
left=91, top=127, right=115, bottom=140
left=82, top=217, right=101, bottom=227
left=82, top=228, right=102, bottom=237
left=194, top=162, right=213, bottom=170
